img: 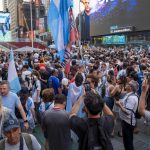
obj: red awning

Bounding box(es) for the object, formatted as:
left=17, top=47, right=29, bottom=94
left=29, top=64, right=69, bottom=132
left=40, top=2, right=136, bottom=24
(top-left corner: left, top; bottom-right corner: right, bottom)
left=0, top=42, right=47, bottom=50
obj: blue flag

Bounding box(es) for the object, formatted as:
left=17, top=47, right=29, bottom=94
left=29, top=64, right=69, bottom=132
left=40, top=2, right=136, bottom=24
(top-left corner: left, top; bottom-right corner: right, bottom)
left=48, top=0, right=72, bottom=62
left=1, top=16, right=10, bottom=36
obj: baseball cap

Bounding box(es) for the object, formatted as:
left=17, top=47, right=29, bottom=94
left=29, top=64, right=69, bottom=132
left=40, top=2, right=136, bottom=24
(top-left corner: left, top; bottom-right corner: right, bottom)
left=3, top=115, right=20, bottom=132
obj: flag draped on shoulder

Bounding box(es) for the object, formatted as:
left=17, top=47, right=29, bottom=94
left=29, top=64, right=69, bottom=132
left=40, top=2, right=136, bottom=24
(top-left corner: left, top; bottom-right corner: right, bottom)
left=8, top=49, right=21, bottom=93
left=48, top=0, right=72, bottom=62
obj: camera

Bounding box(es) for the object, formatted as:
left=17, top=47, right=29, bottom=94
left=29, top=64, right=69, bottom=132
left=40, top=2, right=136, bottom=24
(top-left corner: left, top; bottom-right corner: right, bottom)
left=84, top=82, right=91, bottom=92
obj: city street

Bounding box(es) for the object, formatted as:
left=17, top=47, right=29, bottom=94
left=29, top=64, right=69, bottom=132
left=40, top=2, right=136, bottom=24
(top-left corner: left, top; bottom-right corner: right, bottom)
left=111, top=118, right=150, bottom=150
left=0, top=0, right=150, bottom=150
left=34, top=118, right=150, bottom=150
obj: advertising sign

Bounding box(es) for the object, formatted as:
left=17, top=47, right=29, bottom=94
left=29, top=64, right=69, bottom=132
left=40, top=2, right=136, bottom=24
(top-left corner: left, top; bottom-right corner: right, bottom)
left=0, top=12, right=11, bottom=42
left=39, top=18, right=45, bottom=33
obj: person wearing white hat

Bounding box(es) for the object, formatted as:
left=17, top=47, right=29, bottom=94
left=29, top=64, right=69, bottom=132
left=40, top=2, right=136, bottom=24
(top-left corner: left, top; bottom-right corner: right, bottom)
left=62, top=78, right=69, bottom=96
left=62, top=78, right=69, bottom=86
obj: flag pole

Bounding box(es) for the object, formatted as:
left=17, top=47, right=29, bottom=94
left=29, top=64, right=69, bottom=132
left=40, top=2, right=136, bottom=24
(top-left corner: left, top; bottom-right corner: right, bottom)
left=79, top=1, right=83, bottom=62
left=30, top=0, right=33, bottom=48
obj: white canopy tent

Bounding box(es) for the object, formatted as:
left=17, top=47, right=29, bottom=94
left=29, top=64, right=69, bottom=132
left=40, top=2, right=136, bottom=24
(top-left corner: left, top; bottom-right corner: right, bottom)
left=48, top=44, right=78, bottom=49
left=48, top=44, right=56, bottom=49
left=14, top=46, right=41, bottom=52
left=0, top=45, right=10, bottom=52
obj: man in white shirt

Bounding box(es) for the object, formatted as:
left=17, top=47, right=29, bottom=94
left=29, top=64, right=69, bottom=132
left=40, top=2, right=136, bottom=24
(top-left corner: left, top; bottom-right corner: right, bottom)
left=116, top=80, right=138, bottom=150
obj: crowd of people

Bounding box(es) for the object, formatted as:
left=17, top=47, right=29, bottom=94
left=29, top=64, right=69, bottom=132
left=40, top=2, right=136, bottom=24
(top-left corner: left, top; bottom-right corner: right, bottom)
left=0, top=45, right=149, bottom=150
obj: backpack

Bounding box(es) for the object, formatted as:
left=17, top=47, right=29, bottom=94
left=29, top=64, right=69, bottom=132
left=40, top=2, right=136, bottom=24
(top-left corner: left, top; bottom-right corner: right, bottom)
left=100, top=83, right=106, bottom=98
left=82, top=119, right=113, bottom=150
left=124, top=93, right=141, bottom=124
left=0, top=133, right=33, bottom=150
left=15, top=104, right=27, bottom=119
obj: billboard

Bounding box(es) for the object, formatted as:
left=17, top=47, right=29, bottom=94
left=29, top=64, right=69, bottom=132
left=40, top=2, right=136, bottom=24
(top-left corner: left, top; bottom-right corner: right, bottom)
left=39, top=18, right=45, bottom=33
left=102, top=35, right=126, bottom=45
left=90, top=0, right=150, bottom=36
left=73, top=0, right=91, bottom=41
left=0, top=12, right=11, bottom=42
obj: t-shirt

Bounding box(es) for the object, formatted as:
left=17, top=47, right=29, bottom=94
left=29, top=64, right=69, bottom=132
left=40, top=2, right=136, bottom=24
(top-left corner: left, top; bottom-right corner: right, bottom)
left=25, top=97, right=35, bottom=121
left=5, top=134, right=41, bottom=150
left=1, top=92, right=20, bottom=113
left=119, top=92, right=138, bottom=126
left=42, top=108, right=71, bottom=150
left=48, top=76, right=61, bottom=95
left=39, top=102, right=54, bottom=113
left=32, top=80, right=41, bottom=103
left=69, top=115, right=114, bottom=150
left=117, top=69, right=126, bottom=79
left=137, top=71, right=144, bottom=95
left=38, top=63, right=46, bottom=68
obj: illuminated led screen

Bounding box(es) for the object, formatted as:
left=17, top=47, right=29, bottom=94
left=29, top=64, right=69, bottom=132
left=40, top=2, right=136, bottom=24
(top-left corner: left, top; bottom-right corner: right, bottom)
left=0, top=12, right=11, bottom=42
left=90, top=0, right=150, bottom=36
left=102, top=35, right=126, bottom=44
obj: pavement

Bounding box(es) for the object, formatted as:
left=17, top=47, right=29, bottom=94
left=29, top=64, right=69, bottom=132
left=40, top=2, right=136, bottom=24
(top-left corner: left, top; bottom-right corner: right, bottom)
left=111, top=118, right=150, bottom=150
left=33, top=118, right=150, bottom=150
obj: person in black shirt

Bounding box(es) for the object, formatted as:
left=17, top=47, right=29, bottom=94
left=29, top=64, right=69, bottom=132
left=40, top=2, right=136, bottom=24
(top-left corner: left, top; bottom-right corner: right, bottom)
left=69, top=91, right=114, bottom=150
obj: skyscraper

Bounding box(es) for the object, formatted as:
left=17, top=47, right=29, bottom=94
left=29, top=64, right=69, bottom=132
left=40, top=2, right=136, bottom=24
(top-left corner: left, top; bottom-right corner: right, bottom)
left=41, top=0, right=50, bottom=15
left=7, top=0, right=18, bottom=39
left=0, top=0, right=9, bottom=11
left=0, top=1, right=3, bottom=11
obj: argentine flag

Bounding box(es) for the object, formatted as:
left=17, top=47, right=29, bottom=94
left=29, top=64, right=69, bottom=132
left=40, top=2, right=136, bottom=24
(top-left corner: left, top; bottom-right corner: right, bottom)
left=1, top=16, right=10, bottom=36
left=8, top=49, right=21, bottom=93
left=48, top=0, right=72, bottom=62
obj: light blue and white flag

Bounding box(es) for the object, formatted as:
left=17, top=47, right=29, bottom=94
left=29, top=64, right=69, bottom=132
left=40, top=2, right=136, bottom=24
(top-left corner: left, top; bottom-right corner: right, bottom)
left=1, top=16, right=10, bottom=36
left=66, top=82, right=85, bottom=118
left=8, top=49, right=21, bottom=93
left=48, top=0, right=72, bottom=62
